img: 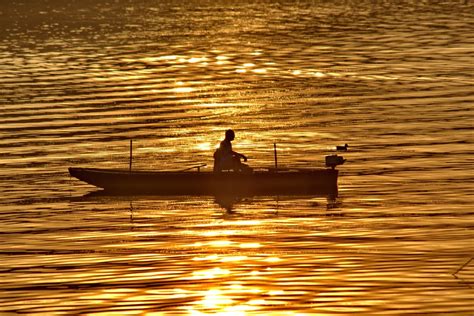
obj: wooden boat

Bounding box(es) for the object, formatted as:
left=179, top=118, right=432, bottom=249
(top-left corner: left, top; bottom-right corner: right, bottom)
left=69, top=166, right=340, bottom=196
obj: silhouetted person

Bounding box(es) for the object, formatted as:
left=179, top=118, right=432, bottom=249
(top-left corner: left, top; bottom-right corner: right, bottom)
left=213, top=129, right=251, bottom=172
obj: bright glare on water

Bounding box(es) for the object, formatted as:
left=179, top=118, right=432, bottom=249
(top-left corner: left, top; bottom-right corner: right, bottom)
left=0, top=0, right=473, bottom=314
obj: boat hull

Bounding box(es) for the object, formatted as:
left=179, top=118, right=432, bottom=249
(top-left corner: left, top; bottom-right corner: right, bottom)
left=69, top=167, right=339, bottom=196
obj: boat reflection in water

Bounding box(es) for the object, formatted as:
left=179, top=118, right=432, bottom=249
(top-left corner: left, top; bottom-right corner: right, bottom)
left=213, top=192, right=338, bottom=212
left=82, top=191, right=338, bottom=213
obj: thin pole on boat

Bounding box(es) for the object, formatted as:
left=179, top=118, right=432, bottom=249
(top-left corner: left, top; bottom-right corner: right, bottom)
left=274, top=143, right=278, bottom=170
left=129, top=139, right=133, bottom=173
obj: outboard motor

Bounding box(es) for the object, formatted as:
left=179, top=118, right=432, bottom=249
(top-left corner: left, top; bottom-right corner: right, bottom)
left=325, top=154, right=346, bottom=169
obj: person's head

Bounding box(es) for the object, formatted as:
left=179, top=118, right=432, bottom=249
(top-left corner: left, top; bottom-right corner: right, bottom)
left=225, top=129, right=235, bottom=141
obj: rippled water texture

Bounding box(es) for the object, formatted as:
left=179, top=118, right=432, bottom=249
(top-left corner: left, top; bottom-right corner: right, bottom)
left=1, top=0, right=473, bottom=314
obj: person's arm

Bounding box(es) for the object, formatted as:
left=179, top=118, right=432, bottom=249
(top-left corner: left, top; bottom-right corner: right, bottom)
left=232, top=151, right=247, bottom=161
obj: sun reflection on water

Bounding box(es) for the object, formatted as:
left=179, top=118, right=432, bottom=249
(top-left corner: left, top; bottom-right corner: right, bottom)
left=192, top=268, right=231, bottom=280
left=173, top=86, right=195, bottom=94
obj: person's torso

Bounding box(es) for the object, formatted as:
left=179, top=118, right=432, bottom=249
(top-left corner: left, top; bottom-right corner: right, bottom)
left=220, top=140, right=232, bottom=154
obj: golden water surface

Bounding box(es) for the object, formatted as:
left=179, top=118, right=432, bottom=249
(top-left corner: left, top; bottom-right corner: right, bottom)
left=0, top=0, right=473, bottom=314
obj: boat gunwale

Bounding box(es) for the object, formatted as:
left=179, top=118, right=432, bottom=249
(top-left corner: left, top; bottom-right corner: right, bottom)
left=69, top=167, right=335, bottom=176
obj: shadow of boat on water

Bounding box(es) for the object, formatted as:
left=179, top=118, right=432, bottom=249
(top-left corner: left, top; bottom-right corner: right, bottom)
left=75, top=189, right=339, bottom=212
